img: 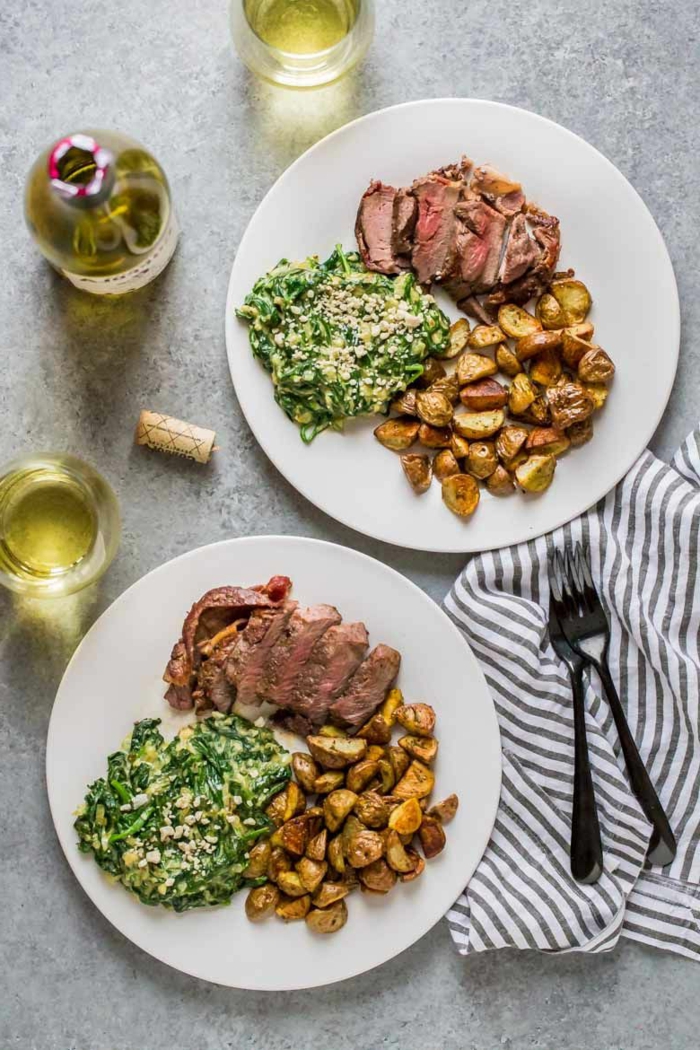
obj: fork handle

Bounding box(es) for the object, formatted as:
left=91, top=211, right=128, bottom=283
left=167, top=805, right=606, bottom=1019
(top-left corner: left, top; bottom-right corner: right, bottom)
left=570, top=664, right=604, bottom=884
left=594, top=658, right=677, bottom=867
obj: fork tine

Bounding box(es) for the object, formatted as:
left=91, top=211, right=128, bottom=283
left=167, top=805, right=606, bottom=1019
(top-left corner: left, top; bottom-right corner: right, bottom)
left=548, top=551, right=564, bottom=604
left=561, top=548, right=582, bottom=615
left=575, top=544, right=605, bottom=616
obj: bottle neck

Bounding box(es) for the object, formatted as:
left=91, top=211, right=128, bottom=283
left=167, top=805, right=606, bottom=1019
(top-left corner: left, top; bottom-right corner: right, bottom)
left=48, top=134, right=115, bottom=206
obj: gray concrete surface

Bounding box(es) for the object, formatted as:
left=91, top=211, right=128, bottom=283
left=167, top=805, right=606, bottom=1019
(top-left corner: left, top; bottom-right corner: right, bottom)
left=1, top=1, right=698, bottom=1047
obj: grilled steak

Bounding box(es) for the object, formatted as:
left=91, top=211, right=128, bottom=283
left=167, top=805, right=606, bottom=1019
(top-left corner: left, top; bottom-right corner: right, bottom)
left=290, top=621, right=370, bottom=726
left=329, top=643, right=401, bottom=729
left=355, top=181, right=410, bottom=275
left=492, top=188, right=525, bottom=218
left=486, top=207, right=561, bottom=308
left=499, top=213, right=539, bottom=285
left=410, top=173, right=463, bottom=286
left=454, top=198, right=508, bottom=293
left=264, top=604, right=342, bottom=708
left=232, top=602, right=299, bottom=707
left=391, top=188, right=417, bottom=256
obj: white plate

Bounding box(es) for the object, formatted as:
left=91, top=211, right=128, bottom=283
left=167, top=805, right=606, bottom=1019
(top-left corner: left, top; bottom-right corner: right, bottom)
left=46, top=536, right=500, bottom=989
left=225, top=99, right=679, bottom=552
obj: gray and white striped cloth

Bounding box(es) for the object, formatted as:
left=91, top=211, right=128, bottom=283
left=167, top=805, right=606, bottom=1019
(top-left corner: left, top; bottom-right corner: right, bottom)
left=444, top=426, right=700, bottom=961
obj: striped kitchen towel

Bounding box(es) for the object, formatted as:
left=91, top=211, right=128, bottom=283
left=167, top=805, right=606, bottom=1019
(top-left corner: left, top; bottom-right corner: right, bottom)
left=444, top=426, right=700, bottom=961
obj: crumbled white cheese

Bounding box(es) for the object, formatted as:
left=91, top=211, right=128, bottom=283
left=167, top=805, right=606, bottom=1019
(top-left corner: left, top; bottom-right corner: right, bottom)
left=159, top=826, right=175, bottom=842
left=119, top=803, right=132, bottom=812
left=131, top=793, right=150, bottom=809
left=138, top=858, right=148, bottom=869
left=232, top=795, right=243, bottom=806
left=243, top=817, right=257, bottom=826
left=145, top=849, right=161, bottom=865
left=253, top=716, right=266, bottom=728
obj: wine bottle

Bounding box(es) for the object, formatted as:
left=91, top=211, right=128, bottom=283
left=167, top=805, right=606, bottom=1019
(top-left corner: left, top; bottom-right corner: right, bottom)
left=24, top=130, right=178, bottom=294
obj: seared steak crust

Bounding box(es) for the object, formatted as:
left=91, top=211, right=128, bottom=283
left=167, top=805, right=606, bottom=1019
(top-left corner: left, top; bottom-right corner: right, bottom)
left=329, top=643, right=402, bottom=728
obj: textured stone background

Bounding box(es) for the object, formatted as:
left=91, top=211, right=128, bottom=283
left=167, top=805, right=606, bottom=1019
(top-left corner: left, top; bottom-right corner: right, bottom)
left=1, top=1, right=698, bottom=1047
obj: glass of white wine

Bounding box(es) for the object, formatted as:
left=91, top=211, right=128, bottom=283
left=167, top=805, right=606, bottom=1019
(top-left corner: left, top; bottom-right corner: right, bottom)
left=0, top=453, right=121, bottom=598
left=231, top=0, right=374, bottom=88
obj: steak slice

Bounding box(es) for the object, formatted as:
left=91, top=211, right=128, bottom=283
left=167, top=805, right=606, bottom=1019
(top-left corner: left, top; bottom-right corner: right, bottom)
left=499, top=213, right=539, bottom=285
left=453, top=198, right=508, bottom=293
left=355, top=181, right=410, bottom=275
left=392, top=188, right=417, bottom=256
left=329, top=643, right=401, bottom=729
left=457, top=294, right=495, bottom=325
left=486, top=208, right=561, bottom=309
left=492, top=189, right=526, bottom=218
left=410, top=173, right=463, bottom=286
left=230, top=602, right=299, bottom=707
left=264, top=604, right=342, bottom=708
left=290, top=621, right=370, bottom=727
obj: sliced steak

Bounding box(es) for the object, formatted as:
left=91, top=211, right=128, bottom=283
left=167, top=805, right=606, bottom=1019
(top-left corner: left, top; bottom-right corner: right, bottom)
left=499, top=213, right=539, bottom=285
left=230, top=602, right=299, bottom=707
left=492, top=188, right=526, bottom=217
left=355, top=181, right=409, bottom=275
left=291, top=621, right=370, bottom=726
left=196, top=643, right=238, bottom=714
left=486, top=210, right=561, bottom=308
left=264, top=604, right=342, bottom=708
left=391, top=188, right=417, bottom=256
left=329, top=643, right=401, bottom=729
left=457, top=294, right=495, bottom=325
left=453, top=198, right=508, bottom=293
left=165, top=682, right=195, bottom=711
left=410, top=173, right=463, bottom=285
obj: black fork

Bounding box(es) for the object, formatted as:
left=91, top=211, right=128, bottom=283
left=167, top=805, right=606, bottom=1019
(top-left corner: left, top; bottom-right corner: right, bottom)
left=551, top=545, right=676, bottom=867
left=547, top=586, right=604, bottom=884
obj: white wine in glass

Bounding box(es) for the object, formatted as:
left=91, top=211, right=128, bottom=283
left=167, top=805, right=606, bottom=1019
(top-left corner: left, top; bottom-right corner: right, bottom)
left=24, top=130, right=178, bottom=295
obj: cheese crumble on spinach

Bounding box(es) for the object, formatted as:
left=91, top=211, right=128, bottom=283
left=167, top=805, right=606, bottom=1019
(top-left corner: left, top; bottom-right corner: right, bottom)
left=74, top=714, right=291, bottom=912
left=237, top=245, right=451, bottom=442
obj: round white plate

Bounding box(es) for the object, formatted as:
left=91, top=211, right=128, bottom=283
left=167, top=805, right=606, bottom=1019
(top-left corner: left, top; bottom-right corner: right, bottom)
left=225, top=98, right=679, bottom=553
left=47, top=536, right=501, bottom=989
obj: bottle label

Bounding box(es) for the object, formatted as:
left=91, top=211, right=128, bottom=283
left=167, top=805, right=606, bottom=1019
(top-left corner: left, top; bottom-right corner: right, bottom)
left=61, top=211, right=179, bottom=294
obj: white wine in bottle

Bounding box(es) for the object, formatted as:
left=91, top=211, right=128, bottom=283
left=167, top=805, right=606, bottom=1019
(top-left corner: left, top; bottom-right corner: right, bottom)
left=24, top=130, right=178, bottom=294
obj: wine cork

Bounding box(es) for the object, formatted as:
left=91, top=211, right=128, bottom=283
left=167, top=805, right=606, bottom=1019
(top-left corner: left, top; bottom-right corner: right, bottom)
left=135, top=411, right=217, bottom=464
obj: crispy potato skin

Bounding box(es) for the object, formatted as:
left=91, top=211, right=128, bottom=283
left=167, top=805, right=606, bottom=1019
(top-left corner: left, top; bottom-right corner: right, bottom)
left=508, top=373, right=537, bottom=416
left=578, top=346, right=615, bottom=383
left=416, top=389, right=454, bottom=427
left=487, top=464, right=515, bottom=496
left=275, top=893, right=311, bottom=921
left=459, top=378, right=508, bottom=411
left=374, top=418, right=420, bottom=451
left=399, top=734, right=439, bottom=763
left=323, top=789, right=358, bottom=833
left=561, top=330, right=592, bottom=369
left=515, top=329, right=563, bottom=362
left=498, top=304, right=542, bottom=339
left=415, top=357, right=447, bottom=386
left=550, top=277, right=592, bottom=324
left=495, top=344, right=521, bottom=377
left=400, top=849, right=425, bottom=882
left=390, top=387, right=418, bottom=416
left=245, top=883, right=280, bottom=921
left=536, top=292, right=566, bottom=329
left=466, top=441, right=498, bottom=480
left=418, top=816, right=447, bottom=859
left=529, top=346, right=562, bottom=387
left=418, top=423, right=452, bottom=449
left=358, top=858, right=397, bottom=894
left=346, top=759, right=380, bottom=794
left=388, top=797, right=424, bottom=835
left=525, top=426, right=570, bottom=457
left=307, top=735, right=368, bottom=770
left=514, top=453, right=557, bottom=493
left=468, top=324, right=506, bottom=349
left=400, top=453, right=432, bottom=493
left=457, top=352, right=498, bottom=386
left=433, top=449, right=462, bottom=481
left=291, top=753, right=320, bottom=794
left=567, top=417, right=594, bottom=447
left=305, top=898, right=348, bottom=934
left=430, top=373, right=461, bottom=404
left=495, top=425, right=528, bottom=464
left=546, top=381, right=595, bottom=429
left=436, top=318, right=471, bottom=360
left=394, top=760, right=435, bottom=799
left=450, top=432, right=471, bottom=459
left=353, top=791, right=389, bottom=829
left=441, top=473, right=480, bottom=517
left=428, top=794, right=460, bottom=823
left=242, top=840, right=271, bottom=879
left=356, top=712, right=392, bottom=744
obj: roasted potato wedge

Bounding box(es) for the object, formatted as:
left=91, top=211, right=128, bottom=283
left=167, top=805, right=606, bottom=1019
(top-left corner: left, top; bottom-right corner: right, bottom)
left=450, top=431, right=471, bottom=459
left=546, top=381, right=595, bottom=429
left=433, top=448, right=462, bottom=481
left=442, top=473, right=480, bottom=517
left=390, top=387, right=418, bottom=416
left=525, top=426, right=570, bottom=457
left=400, top=849, right=425, bottom=882
left=514, top=453, right=556, bottom=494
left=578, top=346, right=615, bottom=383
left=307, top=735, right=368, bottom=770
left=567, top=417, right=594, bottom=447
left=296, top=856, right=328, bottom=894
left=536, top=291, right=566, bottom=330
left=379, top=689, right=403, bottom=727
left=495, top=425, right=529, bottom=464
left=376, top=757, right=396, bottom=794
left=498, top=304, right=542, bottom=339
left=313, top=770, right=345, bottom=794
left=312, top=881, right=349, bottom=908
left=457, top=351, right=498, bottom=386
left=561, top=330, right=592, bottom=369
left=515, top=329, right=563, bottom=362
left=271, top=814, right=313, bottom=856
left=242, top=839, right=271, bottom=880
left=401, top=453, right=432, bottom=494
left=358, top=858, right=397, bottom=894
left=468, top=324, right=506, bottom=349
left=416, top=389, right=453, bottom=427
left=318, top=724, right=347, bottom=738
left=306, top=828, right=328, bottom=863
left=399, top=734, right=439, bottom=763
left=583, top=383, right=609, bottom=410
left=466, top=441, right=498, bottom=480
left=437, top=318, right=471, bottom=360
left=384, top=828, right=417, bottom=873
left=428, top=793, right=460, bottom=824
left=415, top=357, right=447, bottom=386
left=374, top=418, right=420, bottom=451
left=387, top=797, right=423, bottom=835
left=277, top=870, right=308, bottom=898
left=495, top=343, right=521, bottom=377
left=418, top=815, right=447, bottom=859
left=529, top=346, right=562, bottom=387
left=550, top=277, right=592, bottom=324
left=245, top=882, right=280, bottom=921
left=305, top=898, right=348, bottom=934
left=520, top=395, right=552, bottom=427
left=354, top=791, right=389, bottom=828
left=265, top=782, right=306, bottom=826
left=327, top=834, right=345, bottom=874
left=323, top=789, right=358, bottom=833
left=459, top=377, right=508, bottom=411
left=275, top=893, right=311, bottom=921
left=355, top=712, right=392, bottom=745
left=418, top=423, right=452, bottom=449
left=394, top=760, right=435, bottom=800
left=508, top=373, right=537, bottom=416
left=291, top=752, right=320, bottom=794
left=486, top=464, right=515, bottom=496
left=430, top=373, right=461, bottom=404
left=268, top=846, right=292, bottom=884
left=452, top=409, right=505, bottom=440
left=566, top=321, right=594, bottom=342
left=346, top=759, right=380, bottom=794
left=344, top=823, right=385, bottom=869
left=386, top=746, right=411, bottom=783
left=366, top=743, right=386, bottom=762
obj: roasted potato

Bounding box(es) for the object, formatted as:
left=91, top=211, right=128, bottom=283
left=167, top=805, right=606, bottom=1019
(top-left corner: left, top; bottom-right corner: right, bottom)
left=433, top=448, right=462, bottom=481
left=495, top=343, right=521, bottom=377
left=515, top=329, right=563, bottom=362
left=400, top=848, right=426, bottom=882
left=245, top=883, right=280, bottom=921
left=418, top=423, right=452, bottom=449
left=525, top=427, right=570, bottom=457
left=508, top=373, right=537, bottom=415
left=520, top=395, right=552, bottom=427
left=307, top=735, right=368, bottom=770
left=415, top=357, right=447, bottom=386
left=529, top=346, right=562, bottom=387
left=418, top=816, right=447, bottom=859
left=567, top=417, right=594, bottom=447
left=546, top=381, right=595, bottom=429
left=306, top=828, right=328, bottom=862
left=451, top=431, right=471, bottom=459
left=561, top=330, right=592, bottom=369
left=495, top=424, right=528, bottom=464
left=399, top=734, right=439, bottom=763
left=277, top=870, right=308, bottom=898
left=291, top=752, right=320, bottom=794
left=271, top=814, right=313, bottom=856
left=466, top=441, right=498, bottom=480
left=441, top=473, right=479, bottom=517
left=318, top=724, right=347, bottom=738
left=313, top=770, right=345, bottom=794
left=275, top=893, right=311, bottom=921
left=327, top=834, right=345, bottom=874
left=356, top=712, right=392, bottom=745
left=323, top=789, right=358, bottom=833
left=344, top=822, right=385, bottom=869
left=566, top=321, right=594, bottom=341
left=468, top=324, right=506, bottom=349
left=366, top=744, right=386, bottom=763
left=452, top=409, right=505, bottom=440
left=374, top=418, right=420, bottom=451
left=487, top=464, right=515, bottom=496
left=536, top=291, right=566, bottom=330
left=358, top=858, right=397, bottom=894
left=416, top=389, right=453, bottom=427
left=242, top=839, right=271, bottom=879
left=437, top=318, right=471, bottom=360
left=578, top=346, right=615, bottom=383
left=394, top=760, right=435, bottom=800
left=354, top=791, right=389, bottom=829
left=428, top=793, right=460, bottom=824
left=386, top=746, right=411, bottom=783
left=266, top=782, right=306, bottom=826
left=498, top=304, right=542, bottom=339
left=459, top=377, right=508, bottom=411
left=312, top=881, right=350, bottom=908
left=550, top=277, right=592, bottom=324
left=401, top=453, right=432, bottom=494
left=456, top=351, right=498, bottom=386
left=387, top=797, right=423, bottom=835
left=296, top=856, right=328, bottom=894
left=268, top=846, right=292, bottom=884
left=346, top=759, right=380, bottom=794
left=384, top=828, right=417, bottom=873
left=583, top=383, right=608, bottom=410
left=514, top=453, right=556, bottom=494
left=376, top=757, right=396, bottom=794
left=390, top=387, right=418, bottom=416
left=430, top=373, right=461, bottom=404
left=305, top=898, right=348, bottom=934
